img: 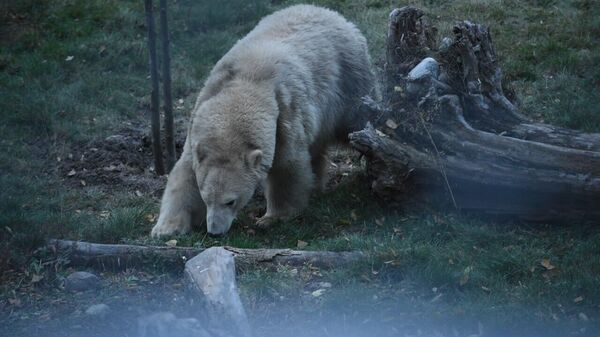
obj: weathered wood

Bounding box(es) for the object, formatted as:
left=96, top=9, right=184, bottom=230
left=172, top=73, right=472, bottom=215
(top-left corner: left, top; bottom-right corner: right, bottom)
left=159, top=0, right=176, bottom=171
left=144, top=0, right=165, bottom=175
left=350, top=7, right=600, bottom=221
left=45, top=240, right=365, bottom=271
left=223, top=247, right=365, bottom=271
left=47, top=239, right=199, bottom=269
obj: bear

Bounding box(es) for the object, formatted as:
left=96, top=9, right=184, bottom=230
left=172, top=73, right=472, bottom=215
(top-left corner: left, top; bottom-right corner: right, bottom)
left=151, top=4, right=376, bottom=237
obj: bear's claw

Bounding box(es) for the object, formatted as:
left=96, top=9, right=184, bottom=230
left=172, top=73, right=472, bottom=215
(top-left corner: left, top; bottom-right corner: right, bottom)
left=255, top=215, right=277, bottom=229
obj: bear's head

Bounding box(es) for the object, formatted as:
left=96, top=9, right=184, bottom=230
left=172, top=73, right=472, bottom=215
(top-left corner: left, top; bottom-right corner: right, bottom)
left=189, top=83, right=276, bottom=235
left=192, top=146, right=265, bottom=235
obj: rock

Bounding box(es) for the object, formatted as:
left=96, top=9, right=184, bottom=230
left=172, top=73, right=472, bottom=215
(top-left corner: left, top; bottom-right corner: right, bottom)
left=407, top=57, right=439, bottom=81
left=65, top=271, right=101, bottom=292
left=439, top=37, right=453, bottom=53
left=305, top=281, right=333, bottom=291
left=85, top=303, right=110, bottom=316
left=184, top=247, right=251, bottom=337
left=406, top=57, right=440, bottom=98
left=138, top=312, right=212, bottom=337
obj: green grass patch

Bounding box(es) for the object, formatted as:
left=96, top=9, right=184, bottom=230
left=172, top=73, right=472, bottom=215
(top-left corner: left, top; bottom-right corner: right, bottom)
left=1, top=0, right=599, bottom=333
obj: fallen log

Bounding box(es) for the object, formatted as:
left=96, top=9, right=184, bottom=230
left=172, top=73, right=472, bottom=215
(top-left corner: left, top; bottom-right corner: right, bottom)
left=350, top=6, right=600, bottom=221
left=45, top=239, right=365, bottom=271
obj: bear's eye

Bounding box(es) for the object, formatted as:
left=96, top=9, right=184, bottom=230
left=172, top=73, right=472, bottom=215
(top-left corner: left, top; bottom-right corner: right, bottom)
left=225, top=199, right=236, bottom=207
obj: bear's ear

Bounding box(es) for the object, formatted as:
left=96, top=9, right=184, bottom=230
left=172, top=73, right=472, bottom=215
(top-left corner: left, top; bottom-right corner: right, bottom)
left=246, top=149, right=263, bottom=170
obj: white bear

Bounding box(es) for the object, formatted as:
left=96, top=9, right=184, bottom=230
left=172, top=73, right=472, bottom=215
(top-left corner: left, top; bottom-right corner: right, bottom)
left=151, top=5, right=376, bottom=236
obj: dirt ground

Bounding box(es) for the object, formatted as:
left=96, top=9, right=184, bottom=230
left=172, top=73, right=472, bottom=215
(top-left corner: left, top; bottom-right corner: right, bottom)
left=7, top=123, right=596, bottom=337
left=57, top=119, right=362, bottom=198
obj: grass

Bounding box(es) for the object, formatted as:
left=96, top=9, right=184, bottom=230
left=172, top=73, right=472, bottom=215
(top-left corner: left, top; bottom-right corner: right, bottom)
left=0, top=0, right=599, bottom=334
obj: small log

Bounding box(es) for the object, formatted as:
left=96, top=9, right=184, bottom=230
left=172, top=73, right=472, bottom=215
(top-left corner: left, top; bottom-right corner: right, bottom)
left=46, top=239, right=200, bottom=270
left=223, top=246, right=365, bottom=271
left=45, top=240, right=366, bottom=271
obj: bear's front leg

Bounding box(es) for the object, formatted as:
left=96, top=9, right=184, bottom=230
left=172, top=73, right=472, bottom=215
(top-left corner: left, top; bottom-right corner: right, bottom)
left=151, top=151, right=206, bottom=237
left=258, top=147, right=314, bottom=228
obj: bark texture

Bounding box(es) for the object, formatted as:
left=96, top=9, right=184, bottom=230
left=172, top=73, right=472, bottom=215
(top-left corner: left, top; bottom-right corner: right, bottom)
left=350, top=6, right=600, bottom=221
left=45, top=240, right=365, bottom=271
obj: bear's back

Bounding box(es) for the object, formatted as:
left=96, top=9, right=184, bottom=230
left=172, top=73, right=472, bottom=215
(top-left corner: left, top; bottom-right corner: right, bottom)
left=198, top=5, right=375, bottom=145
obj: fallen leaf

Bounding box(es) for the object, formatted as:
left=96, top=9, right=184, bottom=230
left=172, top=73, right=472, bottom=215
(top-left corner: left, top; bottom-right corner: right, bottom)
left=98, top=45, right=107, bottom=55
left=31, top=274, right=44, bottom=284
left=574, top=296, right=584, bottom=303
left=99, top=211, right=110, bottom=218
left=541, top=259, right=555, bottom=270
left=145, top=214, right=157, bottom=222
left=481, top=286, right=491, bottom=292
left=135, top=190, right=143, bottom=197
left=67, top=169, right=76, bottom=176
left=80, top=180, right=86, bottom=186
left=65, top=55, right=74, bottom=61
left=579, top=312, right=589, bottom=322
left=459, top=266, right=472, bottom=286
left=165, top=239, right=177, bottom=247
left=297, top=240, right=308, bottom=249
left=385, top=119, right=398, bottom=129
left=337, top=219, right=351, bottom=226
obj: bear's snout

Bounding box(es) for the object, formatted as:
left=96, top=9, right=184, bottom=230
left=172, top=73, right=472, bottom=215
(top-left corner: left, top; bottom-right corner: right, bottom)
left=206, top=208, right=234, bottom=235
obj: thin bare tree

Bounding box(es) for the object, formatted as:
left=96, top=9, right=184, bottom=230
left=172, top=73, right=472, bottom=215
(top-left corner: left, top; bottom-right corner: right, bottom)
left=144, top=0, right=165, bottom=175
left=159, top=0, right=176, bottom=171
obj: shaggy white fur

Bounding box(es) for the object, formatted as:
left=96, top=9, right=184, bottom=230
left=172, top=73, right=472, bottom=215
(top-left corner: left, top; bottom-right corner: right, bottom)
left=151, top=5, right=376, bottom=236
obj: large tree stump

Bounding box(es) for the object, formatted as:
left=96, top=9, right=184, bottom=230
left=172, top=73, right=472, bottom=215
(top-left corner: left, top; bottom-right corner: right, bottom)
left=350, top=6, right=600, bottom=221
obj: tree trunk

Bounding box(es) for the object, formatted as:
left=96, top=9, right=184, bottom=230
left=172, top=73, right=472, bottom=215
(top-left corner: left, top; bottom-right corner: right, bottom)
left=159, top=0, right=176, bottom=172
left=144, top=0, right=165, bottom=175
left=350, top=6, right=600, bottom=221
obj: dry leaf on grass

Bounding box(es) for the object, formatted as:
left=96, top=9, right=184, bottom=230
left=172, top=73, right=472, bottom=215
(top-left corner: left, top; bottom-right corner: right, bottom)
left=541, top=259, right=556, bottom=270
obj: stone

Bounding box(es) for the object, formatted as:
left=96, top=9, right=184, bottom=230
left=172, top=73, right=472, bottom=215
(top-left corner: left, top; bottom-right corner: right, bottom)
left=406, top=57, right=440, bottom=98
left=184, top=247, right=251, bottom=337
left=138, top=312, right=212, bottom=337
left=407, top=57, right=439, bottom=81
left=85, top=303, right=110, bottom=316
left=65, top=271, right=101, bottom=292
left=439, top=37, right=453, bottom=53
